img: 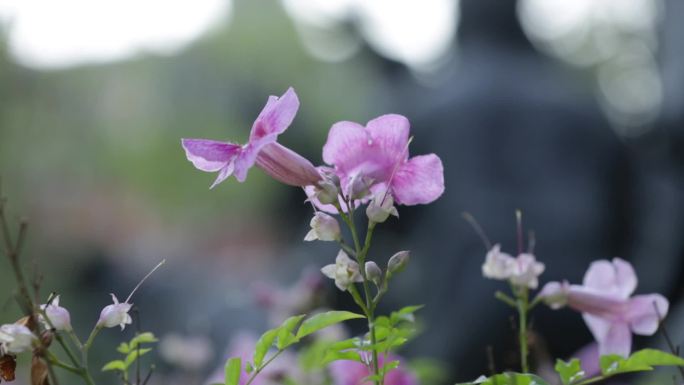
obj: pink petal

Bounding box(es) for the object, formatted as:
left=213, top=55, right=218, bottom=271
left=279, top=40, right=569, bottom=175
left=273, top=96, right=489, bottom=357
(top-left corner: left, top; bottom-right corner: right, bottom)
left=391, top=154, right=444, bottom=205
left=627, top=294, right=669, bottom=336
left=583, top=258, right=637, bottom=299
left=322, top=120, right=369, bottom=175
left=365, top=114, right=411, bottom=164
left=600, top=322, right=632, bottom=357
left=255, top=143, right=321, bottom=187
left=233, top=134, right=277, bottom=182
left=181, top=139, right=240, bottom=172
left=210, top=163, right=235, bottom=189
left=567, top=286, right=625, bottom=318
left=249, top=87, right=299, bottom=141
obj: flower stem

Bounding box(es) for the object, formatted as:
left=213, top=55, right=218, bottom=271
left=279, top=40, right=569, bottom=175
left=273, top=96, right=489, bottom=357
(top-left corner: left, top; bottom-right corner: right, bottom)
left=517, top=291, right=529, bottom=373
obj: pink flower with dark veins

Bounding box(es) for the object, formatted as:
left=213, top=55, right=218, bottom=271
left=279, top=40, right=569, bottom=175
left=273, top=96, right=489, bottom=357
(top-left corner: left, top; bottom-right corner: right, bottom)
left=539, top=258, right=669, bottom=357
left=182, top=87, right=321, bottom=188
left=308, top=114, right=444, bottom=212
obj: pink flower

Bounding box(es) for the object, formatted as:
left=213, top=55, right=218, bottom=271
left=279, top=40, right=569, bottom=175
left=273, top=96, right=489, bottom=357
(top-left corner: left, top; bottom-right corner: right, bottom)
left=539, top=258, right=669, bottom=357
left=329, top=354, right=418, bottom=385
left=309, top=114, right=443, bottom=211
left=182, top=88, right=321, bottom=188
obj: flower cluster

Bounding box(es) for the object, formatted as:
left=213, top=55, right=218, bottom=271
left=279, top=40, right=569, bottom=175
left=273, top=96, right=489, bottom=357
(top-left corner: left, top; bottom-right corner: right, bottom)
left=482, top=244, right=545, bottom=289
left=182, top=87, right=444, bottom=209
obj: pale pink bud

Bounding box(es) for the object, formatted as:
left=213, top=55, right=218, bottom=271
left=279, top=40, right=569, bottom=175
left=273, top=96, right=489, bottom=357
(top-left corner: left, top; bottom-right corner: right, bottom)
left=538, top=281, right=570, bottom=309
left=321, top=250, right=363, bottom=291
left=97, top=294, right=133, bottom=330
left=40, top=295, right=72, bottom=331
left=366, top=192, right=399, bottom=223
left=387, top=250, right=410, bottom=276
left=0, top=324, right=35, bottom=354
left=347, top=173, right=373, bottom=200
left=510, top=253, right=545, bottom=289
left=255, top=143, right=322, bottom=187
left=365, top=261, right=382, bottom=285
left=304, top=212, right=341, bottom=242
left=482, top=244, right=515, bottom=280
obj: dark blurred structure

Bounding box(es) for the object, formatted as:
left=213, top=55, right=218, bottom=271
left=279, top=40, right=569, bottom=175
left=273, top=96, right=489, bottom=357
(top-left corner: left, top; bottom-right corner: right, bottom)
left=372, top=0, right=684, bottom=381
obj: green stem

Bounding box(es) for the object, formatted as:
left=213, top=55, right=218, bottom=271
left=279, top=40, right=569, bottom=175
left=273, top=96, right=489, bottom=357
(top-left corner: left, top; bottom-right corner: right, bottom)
left=517, top=291, right=529, bottom=373
left=245, top=350, right=284, bottom=385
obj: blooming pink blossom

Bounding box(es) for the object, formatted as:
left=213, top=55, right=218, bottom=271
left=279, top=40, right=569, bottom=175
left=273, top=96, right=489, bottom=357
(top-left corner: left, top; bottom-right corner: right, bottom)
left=481, top=245, right=545, bottom=289
left=182, top=88, right=321, bottom=188
left=329, top=354, right=417, bottom=385
left=539, top=258, right=669, bottom=357
left=309, top=114, right=443, bottom=212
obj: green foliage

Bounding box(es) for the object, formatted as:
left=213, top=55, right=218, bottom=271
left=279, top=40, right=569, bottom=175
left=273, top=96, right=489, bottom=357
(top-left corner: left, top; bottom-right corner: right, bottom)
left=368, top=305, right=422, bottom=354
left=225, top=358, right=242, bottom=385
left=296, top=311, right=365, bottom=339
left=599, top=349, right=684, bottom=376
left=103, top=332, right=158, bottom=383
left=555, top=358, right=584, bottom=384
left=456, top=372, right=550, bottom=385
left=226, top=310, right=366, bottom=385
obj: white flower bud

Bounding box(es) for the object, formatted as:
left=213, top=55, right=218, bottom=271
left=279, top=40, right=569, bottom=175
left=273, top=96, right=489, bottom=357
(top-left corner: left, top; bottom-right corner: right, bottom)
left=304, top=212, right=341, bottom=242
left=40, top=295, right=72, bottom=331
left=482, top=244, right=515, bottom=280
left=538, top=281, right=570, bottom=309
left=321, top=250, right=363, bottom=291
left=347, top=173, right=372, bottom=200
left=387, top=251, right=410, bottom=275
left=97, top=294, right=133, bottom=330
left=315, top=180, right=340, bottom=205
left=366, top=192, right=399, bottom=224
left=364, top=261, right=382, bottom=285
left=0, top=324, right=35, bottom=354
left=510, top=253, right=545, bottom=289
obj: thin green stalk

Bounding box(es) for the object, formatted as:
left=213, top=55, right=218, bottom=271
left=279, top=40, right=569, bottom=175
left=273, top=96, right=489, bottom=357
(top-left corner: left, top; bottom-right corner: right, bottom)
left=517, top=292, right=529, bottom=373
left=572, top=376, right=607, bottom=385
left=245, top=350, right=284, bottom=385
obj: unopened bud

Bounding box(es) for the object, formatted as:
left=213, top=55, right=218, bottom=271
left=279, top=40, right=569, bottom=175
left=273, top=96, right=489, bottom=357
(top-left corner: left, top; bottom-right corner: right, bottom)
left=364, top=262, right=382, bottom=285
left=315, top=181, right=339, bottom=205
left=387, top=251, right=410, bottom=276
left=347, top=173, right=372, bottom=200
left=366, top=192, right=399, bottom=223
left=304, top=212, right=341, bottom=242
left=40, top=295, right=72, bottom=331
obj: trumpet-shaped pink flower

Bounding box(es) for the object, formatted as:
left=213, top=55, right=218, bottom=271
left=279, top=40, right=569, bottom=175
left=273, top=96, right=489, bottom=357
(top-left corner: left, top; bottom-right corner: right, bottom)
left=539, top=258, right=669, bottom=357
left=182, top=88, right=321, bottom=188
left=314, top=114, right=443, bottom=210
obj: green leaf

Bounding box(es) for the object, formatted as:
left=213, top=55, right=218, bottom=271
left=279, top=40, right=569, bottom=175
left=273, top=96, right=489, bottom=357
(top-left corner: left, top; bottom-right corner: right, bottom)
left=129, top=332, right=158, bottom=350
left=117, top=342, right=130, bottom=354
left=253, top=329, right=278, bottom=368
left=456, top=372, right=550, bottom=385
left=390, top=305, right=424, bottom=325
left=627, top=349, right=684, bottom=367
left=296, top=311, right=365, bottom=339
left=276, top=315, right=305, bottom=350
left=245, top=361, right=254, bottom=374
left=125, top=348, right=152, bottom=367
left=554, top=359, right=584, bottom=385
left=102, top=360, right=126, bottom=372
left=322, top=350, right=363, bottom=365
left=225, top=358, right=242, bottom=385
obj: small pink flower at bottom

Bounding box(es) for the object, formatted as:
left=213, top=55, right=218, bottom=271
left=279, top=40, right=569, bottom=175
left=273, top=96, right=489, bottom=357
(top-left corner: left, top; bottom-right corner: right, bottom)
left=329, top=354, right=417, bottom=385
left=182, top=87, right=321, bottom=188
left=539, top=258, right=669, bottom=357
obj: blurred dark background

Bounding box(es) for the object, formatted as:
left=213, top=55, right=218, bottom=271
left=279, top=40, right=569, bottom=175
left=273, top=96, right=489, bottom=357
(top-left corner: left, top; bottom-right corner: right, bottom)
left=1, top=0, right=683, bottom=384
